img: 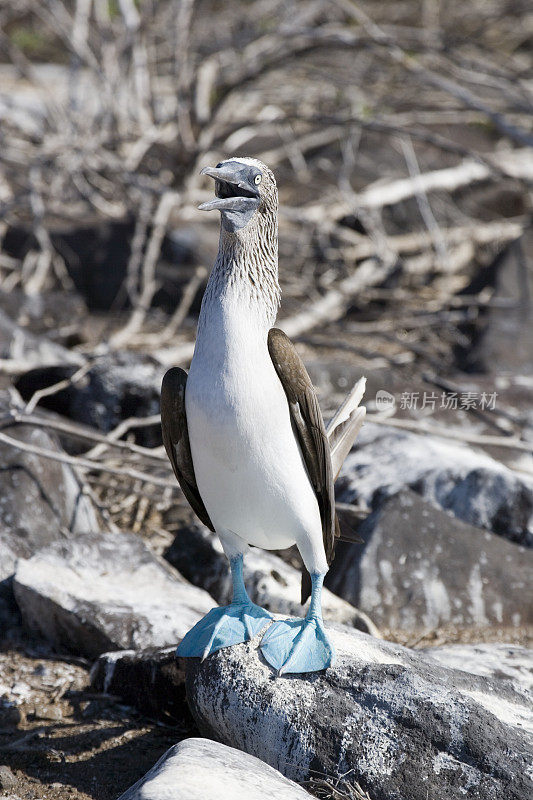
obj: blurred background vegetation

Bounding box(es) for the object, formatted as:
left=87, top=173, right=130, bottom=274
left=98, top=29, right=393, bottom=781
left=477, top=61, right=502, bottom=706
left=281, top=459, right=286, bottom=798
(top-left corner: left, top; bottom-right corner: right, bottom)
left=0, top=0, right=532, bottom=555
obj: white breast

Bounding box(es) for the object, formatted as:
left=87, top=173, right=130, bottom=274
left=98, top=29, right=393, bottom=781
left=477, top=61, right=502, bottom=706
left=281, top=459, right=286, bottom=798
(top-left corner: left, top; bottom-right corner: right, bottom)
left=185, top=289, right=325, bottom=567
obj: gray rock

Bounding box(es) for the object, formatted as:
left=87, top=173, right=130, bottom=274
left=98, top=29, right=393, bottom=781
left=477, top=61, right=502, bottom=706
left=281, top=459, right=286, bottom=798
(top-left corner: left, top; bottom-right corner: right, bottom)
left=186, top=627, right=533, bottom=800
left=0, top=387, right=100, bottom=635
left=91, top=647, right=190, bottom=723
left=165, top=522, right=379, bottom=635
left=0, top=392, right=100, bottom=585
left=464, top=231, right=533, bottom=375
left=423, top=643, right=533, bottom=694
left=0, top=288, right=86, bottom=343
left=15, top=352, right=165, bottom=448
left=337, top=422, right=533, bottom=546
left=13, top=530, right=215, bottom=659
left=326, top=491, right=533, bottom=632
left=0, top=765, right=17, bottom=791
left=0, top=306, right=82, bottom=368
left=0, top=579, right=21, bottom=639
left=117, top=737, right=313, bottom=800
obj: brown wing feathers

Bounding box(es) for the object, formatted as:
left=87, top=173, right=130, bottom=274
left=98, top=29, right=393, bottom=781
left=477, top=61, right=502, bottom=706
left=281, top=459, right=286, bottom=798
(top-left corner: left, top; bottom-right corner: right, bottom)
left=160, top=367, right=214, bottom=532
left=267, top=328, right=339, bottom=603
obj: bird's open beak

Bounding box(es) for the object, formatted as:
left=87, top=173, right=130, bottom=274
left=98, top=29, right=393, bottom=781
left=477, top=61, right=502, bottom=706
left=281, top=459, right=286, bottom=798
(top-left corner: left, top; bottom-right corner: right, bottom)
left=198, top=164, right=260, bottom=213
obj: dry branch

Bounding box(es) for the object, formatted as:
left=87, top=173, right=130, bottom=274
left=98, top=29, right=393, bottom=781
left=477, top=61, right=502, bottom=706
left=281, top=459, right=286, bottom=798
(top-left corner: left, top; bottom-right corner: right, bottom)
left=84, top=413, right=163, bottom=460
left=24, top=362, right=93, bottom=415
left=0, top=428, right=176, bottom=490
left=334, top=0, right=533, bottom=148
left=1, top=409, right=165, bottom=462
left=109, top=191, right=181, bottom=349
left=281, top=259, right=394, bottom=340
left=367, top=415, right=533, bottom=455
left=358, top=149, right=533, bottom=209
left=130, top=265, right=208, bottom=348
left=295, top=149, right=533, bottom=222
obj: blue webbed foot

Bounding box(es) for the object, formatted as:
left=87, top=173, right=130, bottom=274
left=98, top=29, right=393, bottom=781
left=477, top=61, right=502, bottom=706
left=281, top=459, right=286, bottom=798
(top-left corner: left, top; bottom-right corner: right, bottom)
left=177, top=601, right=272, bottom=660
left=260, top=615, right=335, bottom=675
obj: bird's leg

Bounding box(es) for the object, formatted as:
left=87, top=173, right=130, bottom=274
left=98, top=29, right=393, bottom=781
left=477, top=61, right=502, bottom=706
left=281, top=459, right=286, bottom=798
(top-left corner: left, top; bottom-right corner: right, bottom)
left=259, top=572, right=335, bottom=675
left=229, top=553, right=250, bottom=603
left=176, top=554, right=272, bottom=660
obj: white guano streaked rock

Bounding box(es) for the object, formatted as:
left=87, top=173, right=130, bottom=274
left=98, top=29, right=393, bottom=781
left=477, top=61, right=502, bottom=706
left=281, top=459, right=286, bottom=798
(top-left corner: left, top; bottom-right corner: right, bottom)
left=117, top=737, right=314, bottom=800
left=185, top=625, right=533, bottom=800
left=422, top=643, right=533, bottom=693
left=13, top=531, right=215, bottom=659
left=337, top=422, right=533, bottom=546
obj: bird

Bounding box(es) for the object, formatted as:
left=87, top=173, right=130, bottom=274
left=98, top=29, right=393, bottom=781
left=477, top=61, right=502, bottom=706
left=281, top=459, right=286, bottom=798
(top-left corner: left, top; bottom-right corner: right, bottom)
left=161, top=157, right=365, bottom=675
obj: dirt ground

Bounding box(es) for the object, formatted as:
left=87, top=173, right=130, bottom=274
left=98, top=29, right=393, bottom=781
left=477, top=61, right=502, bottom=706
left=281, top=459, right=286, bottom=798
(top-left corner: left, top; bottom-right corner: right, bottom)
left=0, top=646, right=194, bottom=800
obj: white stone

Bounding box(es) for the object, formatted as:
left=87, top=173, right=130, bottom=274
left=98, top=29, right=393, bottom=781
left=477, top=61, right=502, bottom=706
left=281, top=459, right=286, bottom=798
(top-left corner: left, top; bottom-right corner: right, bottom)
left=339, top=422, right=533, bottom=545
left=13, top=531, right=215, bottom=658
left=424, top=643, right=533, bottom=693
left=117, top=738, right=313, bottom=800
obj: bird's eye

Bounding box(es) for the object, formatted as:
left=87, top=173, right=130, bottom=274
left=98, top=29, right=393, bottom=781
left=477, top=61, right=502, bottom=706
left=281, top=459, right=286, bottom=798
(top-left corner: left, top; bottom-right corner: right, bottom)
left=254, top=174, right=262, bottom=185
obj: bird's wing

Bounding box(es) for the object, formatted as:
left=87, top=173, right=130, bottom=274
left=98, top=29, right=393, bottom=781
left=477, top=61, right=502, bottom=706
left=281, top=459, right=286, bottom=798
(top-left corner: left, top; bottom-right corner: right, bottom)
left=268, top=328, right=338, bottom=603
left=327, top=377, right=366, bottom=481
left=161, top=367, right=214, bottom=532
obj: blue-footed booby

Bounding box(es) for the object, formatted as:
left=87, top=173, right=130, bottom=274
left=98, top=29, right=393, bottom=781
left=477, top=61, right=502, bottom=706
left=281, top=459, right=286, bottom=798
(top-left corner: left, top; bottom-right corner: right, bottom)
left=161, top=157, right=365, bottom=674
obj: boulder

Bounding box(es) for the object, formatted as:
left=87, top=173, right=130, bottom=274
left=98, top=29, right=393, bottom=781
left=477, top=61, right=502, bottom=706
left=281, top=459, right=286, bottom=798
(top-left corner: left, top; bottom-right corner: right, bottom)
left=117, top=737, right=314, bottom=800
left=325, top=491, right=533, bottom=632
left=91, top=647, right=190, bottom=723
left=459, top=230, right=533, bottom=375
left=165, top=522, right=378, bottom=635
left=0, top=288, right=86, bottom=343
left=337, top=422, right=533, bottom=546
left=13, top=530, right=215, bottom=659
left=3, top=216, right=211, bottom=312
left=0, top=765, right=17, bottom=792
left=0, top=580, right=21, bottom=638
left=0, top=392, right=100, bottom=586
left=15, top=352, right=165, bottom=447
left=0, top=306, right=83, bottom=369
left=423, top=643, right=533, bottom=694
left=185, top=626, right=533, bottom=800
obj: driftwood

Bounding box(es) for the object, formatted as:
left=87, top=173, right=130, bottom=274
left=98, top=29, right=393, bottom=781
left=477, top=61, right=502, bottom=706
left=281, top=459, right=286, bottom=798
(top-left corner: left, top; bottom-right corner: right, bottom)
left=292, top=149, right=533, bottom=222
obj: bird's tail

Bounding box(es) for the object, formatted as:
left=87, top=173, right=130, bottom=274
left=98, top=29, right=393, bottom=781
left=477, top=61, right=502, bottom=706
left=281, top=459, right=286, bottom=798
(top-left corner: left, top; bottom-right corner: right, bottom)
left=327, top=377, right=366, bottom=481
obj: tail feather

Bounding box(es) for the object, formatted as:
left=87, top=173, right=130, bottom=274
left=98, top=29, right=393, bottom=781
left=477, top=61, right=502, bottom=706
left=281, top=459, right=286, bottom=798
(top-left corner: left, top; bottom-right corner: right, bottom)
left=337, top=518, right=364, bottom=544
left=327, top=377, right=366, bottom=481
left=302, top=378, right=367, bottom=605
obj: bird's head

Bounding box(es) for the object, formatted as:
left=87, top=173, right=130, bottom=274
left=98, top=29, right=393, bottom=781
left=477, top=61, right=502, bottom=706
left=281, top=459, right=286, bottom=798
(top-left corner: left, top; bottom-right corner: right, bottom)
left=198, top=157, right=277, bottom=234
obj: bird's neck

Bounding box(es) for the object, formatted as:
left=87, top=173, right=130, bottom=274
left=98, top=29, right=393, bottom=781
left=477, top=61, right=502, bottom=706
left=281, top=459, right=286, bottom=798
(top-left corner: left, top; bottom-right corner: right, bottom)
left=199, top=214, right=281, bottom=336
